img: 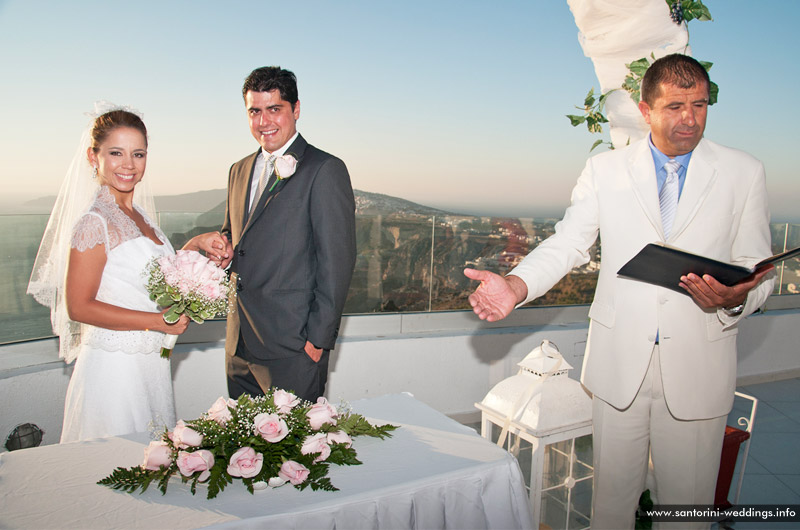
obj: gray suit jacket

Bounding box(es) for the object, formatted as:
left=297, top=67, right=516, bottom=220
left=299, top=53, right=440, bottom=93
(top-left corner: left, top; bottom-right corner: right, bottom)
left=221, top=134, right=356, bottom=361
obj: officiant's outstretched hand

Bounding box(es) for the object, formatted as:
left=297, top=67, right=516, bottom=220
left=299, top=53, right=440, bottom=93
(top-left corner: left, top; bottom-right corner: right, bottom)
left=463, top=268, right=528, bottom=322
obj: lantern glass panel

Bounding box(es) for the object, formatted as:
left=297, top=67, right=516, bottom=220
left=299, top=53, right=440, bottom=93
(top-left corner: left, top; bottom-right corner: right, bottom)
left=543, top=439, right=571, bottom=489
left=541, top=488, right=569, bottom=528
left=540, top=471, right=593, bottom=529
left=574, top=435, right=593, bottom=480
left=572, top=477, right=593, bottom=524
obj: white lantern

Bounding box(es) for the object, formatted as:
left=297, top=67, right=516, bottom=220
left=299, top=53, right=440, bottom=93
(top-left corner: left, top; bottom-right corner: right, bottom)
left=476, top=340, right=594, bottom=530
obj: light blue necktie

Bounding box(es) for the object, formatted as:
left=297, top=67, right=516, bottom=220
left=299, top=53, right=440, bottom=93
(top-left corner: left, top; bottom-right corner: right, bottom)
left=660, top=159, right=680, bottom=238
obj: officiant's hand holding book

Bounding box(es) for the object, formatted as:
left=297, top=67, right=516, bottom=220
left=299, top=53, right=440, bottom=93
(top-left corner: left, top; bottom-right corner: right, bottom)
left=617, top=242, right=796, bottom=308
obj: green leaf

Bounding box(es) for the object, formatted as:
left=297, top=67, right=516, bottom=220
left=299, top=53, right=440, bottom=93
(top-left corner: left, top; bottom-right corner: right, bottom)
left=206, top=462, right=232, bottom=499
left=622, top=75, right=639, bottom=94
left=627, top=58, right=650, bottom=77
left=698, top=60, right=713, bottom=72
left=708, top=80, right=719, bottom=105
left=338, top=414, right=399, bottom=439
left=590, top=139, right=604, bottom=152
left=566, top=114, right=586, bottom=127
left=163, top=307, right=182, bottom=324
left=98, top=466, right=172, bottom=495
left=583, top=88, right=595, bottom=105
left=683, top=1, right=712, bottom=22
left=327, top=446, right=362, bottom=466
left=156, top=294, right=174, bottom=307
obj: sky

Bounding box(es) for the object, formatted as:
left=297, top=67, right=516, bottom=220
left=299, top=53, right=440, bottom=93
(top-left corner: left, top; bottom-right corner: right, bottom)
left=0, top=0, right=798, bottom=220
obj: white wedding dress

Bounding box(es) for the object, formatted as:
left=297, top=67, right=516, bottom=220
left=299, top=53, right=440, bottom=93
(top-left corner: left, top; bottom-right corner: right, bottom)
left=60, top=186, right=177, bottom=443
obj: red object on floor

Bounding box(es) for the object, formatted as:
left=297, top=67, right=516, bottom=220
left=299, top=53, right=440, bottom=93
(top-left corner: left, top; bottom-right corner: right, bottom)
left=714, top=425, right=751, bottom=509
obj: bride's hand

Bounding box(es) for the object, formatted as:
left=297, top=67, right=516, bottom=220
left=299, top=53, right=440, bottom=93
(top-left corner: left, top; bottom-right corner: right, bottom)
left=153, top=311, right=191, bottom=335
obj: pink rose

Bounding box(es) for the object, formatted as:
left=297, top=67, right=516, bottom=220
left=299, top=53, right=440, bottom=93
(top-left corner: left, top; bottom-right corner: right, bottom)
left=227, top=447, right=264, bottom=478
left=201, top=282, right=222, bottom=300
left=177, top=278, right=192, bottom=295
left=195, top=263, right=212, bottom=282
left=273, top=389, right=300, bottom=414
left=176, top=450, right=215, bottom=482
left=142, top=440, right=173, bottom=470
left=301, top=432, right=331, bottom=463
left=203, top=262, right=225, bottom=283
left=278, top=460, right=309, bottom=485
left=327, top=430, right=353, bottom=448
left=273, top=155, right=298, bottom=180
left=306, top=397, right=337, bottom=429
left=170, top=420, right=204, bottom=448
left=158, top=257, right=177, bottom=276
left=163, top=271, right=176, bottom=285
left=253, top=413, right=289, bottom=443
left=207, top=396, right=236, bottom=424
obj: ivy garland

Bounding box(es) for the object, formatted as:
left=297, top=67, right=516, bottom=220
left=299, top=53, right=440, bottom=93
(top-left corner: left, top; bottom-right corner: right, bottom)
left=567, top=0, right=716, bottom=151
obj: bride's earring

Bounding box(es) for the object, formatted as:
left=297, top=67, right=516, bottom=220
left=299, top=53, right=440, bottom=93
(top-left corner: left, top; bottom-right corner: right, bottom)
left=92, top=166, right=98, bottom=179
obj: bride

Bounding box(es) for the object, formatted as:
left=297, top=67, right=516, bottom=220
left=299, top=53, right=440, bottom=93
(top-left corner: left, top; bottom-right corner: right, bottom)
left=27, top=104, right=212, bottom=443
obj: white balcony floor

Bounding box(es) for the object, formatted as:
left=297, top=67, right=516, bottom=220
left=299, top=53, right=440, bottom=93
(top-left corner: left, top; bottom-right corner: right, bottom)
left=724, top=377, right=800, bottom=529
left=460, top=376, right=800, bottom=529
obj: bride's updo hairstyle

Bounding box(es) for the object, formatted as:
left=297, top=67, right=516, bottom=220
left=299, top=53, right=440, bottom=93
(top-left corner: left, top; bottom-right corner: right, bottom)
left=90, top=110, right=148, bottom=153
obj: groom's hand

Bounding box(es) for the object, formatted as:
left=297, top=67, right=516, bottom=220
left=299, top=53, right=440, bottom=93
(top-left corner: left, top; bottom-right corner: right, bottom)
left=183, top=232, right=233, bottom=268
left=304, top=341, right=323, bottom=363
left=214, top=233, right=234, bottom=268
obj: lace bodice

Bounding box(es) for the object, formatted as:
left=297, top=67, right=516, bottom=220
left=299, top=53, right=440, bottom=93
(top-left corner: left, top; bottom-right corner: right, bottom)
left=71, top=186, right=167, bottom=252
left=66, top=186, right=175, bottom=357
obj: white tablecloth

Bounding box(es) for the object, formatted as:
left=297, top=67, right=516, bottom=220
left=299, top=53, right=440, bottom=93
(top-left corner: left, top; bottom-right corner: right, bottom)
left=0, top=393, right=533, bottom=529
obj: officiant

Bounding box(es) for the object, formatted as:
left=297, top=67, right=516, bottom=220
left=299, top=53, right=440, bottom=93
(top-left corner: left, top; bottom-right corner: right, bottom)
left=464, top=54, right=775, bottom=529
left=190, top=66, right=356, bottom=403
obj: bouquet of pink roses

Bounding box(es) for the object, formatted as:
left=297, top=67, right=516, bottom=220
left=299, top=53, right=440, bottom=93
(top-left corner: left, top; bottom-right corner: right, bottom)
left=98, top=389, right=398, bottom=499
left=145, top=249, right=233, bottom=358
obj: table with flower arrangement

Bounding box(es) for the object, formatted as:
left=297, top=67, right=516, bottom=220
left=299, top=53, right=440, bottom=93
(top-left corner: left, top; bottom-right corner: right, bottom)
left=0, top=393, right=534, bottom=529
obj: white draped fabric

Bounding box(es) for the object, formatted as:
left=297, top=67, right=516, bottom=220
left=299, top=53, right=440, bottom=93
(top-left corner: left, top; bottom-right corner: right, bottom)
left=0, top=394, right=534, bottom=530
left=567, top=0, right=691, bottom=147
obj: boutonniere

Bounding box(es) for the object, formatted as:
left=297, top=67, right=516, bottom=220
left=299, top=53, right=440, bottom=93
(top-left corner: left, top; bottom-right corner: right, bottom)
left=269, top=154, right=298, bottom=192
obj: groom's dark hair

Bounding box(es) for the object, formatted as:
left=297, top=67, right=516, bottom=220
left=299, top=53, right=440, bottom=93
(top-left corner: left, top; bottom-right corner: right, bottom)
left=242, top=67, right=298, bottom=109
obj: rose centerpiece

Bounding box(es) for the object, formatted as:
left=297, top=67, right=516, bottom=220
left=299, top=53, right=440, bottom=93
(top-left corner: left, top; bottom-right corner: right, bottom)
left=99, top=389, right=398, bottom=499
left=144, top=249, right=234, bottom=358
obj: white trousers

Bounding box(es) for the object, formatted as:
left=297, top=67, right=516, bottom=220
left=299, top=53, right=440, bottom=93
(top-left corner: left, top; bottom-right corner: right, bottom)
left=590, top=345, right=727, bottom=530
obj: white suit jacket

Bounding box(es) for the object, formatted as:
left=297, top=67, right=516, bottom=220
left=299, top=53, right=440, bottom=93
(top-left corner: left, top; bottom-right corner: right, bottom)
left=510, top=137, right=774, bottom=420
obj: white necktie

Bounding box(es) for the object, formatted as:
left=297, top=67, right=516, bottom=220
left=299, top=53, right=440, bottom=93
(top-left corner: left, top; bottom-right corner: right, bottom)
left=250, top=153, right=276, bottom=214
left=660, top=159, right=680, bottom=238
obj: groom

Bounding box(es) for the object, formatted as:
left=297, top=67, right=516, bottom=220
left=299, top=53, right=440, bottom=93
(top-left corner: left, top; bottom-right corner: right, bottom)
left=198, top=66, right=356, bottom=402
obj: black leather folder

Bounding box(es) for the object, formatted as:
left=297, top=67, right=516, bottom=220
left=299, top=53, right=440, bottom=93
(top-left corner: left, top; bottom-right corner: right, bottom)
left=617, top=243, right=800, bottom=294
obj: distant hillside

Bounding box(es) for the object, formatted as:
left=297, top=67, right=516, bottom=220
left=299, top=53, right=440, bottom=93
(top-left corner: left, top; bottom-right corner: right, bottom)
left=157, top=188, right=456, bottom=217
left=14, top=188, right=459, bottom=217
left=155, top=189, right=227, bottom=212
left=354, top=190, right=454, bottom=216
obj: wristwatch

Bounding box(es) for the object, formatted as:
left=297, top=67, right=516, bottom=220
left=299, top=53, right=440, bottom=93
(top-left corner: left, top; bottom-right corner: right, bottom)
left=722, top=302, right=745, bottom=316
